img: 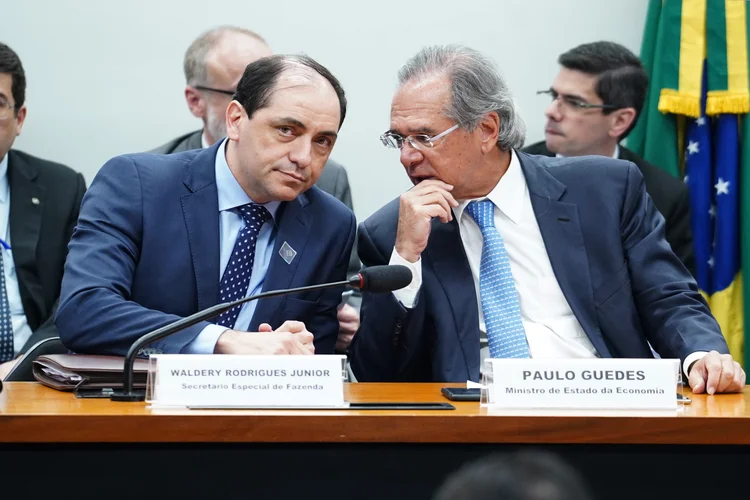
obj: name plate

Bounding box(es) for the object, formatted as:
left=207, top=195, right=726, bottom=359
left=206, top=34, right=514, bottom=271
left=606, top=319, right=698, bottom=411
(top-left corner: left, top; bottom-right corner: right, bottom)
left=485, top=358, right=681, bottom=410
left=148, top=354, right=347, bottom=408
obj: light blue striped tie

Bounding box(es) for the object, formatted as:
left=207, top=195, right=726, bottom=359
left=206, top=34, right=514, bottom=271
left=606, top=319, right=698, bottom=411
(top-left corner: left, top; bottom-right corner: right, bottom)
left=466, top=200, right=530, bottom=358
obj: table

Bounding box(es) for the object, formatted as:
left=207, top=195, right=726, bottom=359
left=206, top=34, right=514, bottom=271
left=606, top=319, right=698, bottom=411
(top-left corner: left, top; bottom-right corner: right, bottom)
left=1, top=382, right=748, bottom=499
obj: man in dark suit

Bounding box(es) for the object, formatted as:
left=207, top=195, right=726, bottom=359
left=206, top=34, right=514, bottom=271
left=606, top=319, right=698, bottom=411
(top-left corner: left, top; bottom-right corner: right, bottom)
left=150, top=26, right=360, bottom=353
left=0, top=43, right=85, bottom=378
left=350, top=45, right=743, bottom=395
left=523, top=41, right=694, bottom=275
left=57, top=55, right=354, bottom=356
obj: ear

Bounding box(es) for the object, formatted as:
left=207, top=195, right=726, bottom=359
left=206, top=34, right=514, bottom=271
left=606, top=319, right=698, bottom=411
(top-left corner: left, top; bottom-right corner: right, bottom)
left=184, top=85, right=206, bottom=119
left=14, top=105, right=27, bottom=136
left=608, top=107, right=636, bottom=140
left=225, top=100, right=244, bottom=141
left=478, top=112, right=500, bottom=154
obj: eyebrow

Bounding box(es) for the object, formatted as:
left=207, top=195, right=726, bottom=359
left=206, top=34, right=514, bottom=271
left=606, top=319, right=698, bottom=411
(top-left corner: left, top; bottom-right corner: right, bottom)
left=387, top=126, right=436, bottom=136
left=278, top=117, right=338, bottom=139
left=550, top=88, right=589, bottom=103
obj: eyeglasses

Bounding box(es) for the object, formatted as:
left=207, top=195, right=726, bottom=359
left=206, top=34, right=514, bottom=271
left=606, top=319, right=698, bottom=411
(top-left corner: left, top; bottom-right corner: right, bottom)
left=195, top=85, right=235, bottom=97
left=380, top=124, right=459, bottom=150
left=537, top=89, right=617, bottom=112
left=0, top=97, right=15, bottom=121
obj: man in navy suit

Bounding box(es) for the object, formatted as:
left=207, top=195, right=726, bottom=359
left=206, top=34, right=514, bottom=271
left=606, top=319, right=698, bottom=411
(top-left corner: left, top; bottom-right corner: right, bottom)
left=56, top=54, right=355, bottom=356
left=350, top=45, right=744, bottom=395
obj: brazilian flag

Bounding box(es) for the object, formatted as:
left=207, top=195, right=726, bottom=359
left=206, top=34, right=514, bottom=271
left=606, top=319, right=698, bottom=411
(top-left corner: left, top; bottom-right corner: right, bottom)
left=630, top=0, right=749, bottom=368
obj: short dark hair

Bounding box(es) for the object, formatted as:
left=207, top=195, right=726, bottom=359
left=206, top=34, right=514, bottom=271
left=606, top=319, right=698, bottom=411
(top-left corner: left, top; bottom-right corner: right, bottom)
left=558, top=41, right=647, bottom=140
left=0, top=42, right=26, bottom=114
left=234, top=54, right=347, bottom=129
left=433, top=451, right=593, bottom=500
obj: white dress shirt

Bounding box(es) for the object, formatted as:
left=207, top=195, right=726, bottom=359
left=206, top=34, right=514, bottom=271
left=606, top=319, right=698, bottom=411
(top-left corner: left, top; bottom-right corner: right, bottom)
left=0, top=153, right=32, bottom=357
left=391, top=149, right=703, bottom=376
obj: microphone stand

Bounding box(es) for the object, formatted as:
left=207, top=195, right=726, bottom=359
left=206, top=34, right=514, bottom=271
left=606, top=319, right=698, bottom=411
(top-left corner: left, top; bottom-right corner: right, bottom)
left=111, top=277, right=358, bottom=402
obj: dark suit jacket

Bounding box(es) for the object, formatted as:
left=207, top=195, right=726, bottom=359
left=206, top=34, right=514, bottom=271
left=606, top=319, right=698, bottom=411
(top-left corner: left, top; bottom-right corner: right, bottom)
left=151, top=130, right=361, bottom=276
left=56, top=142, right=356, bottom=356
left=6, top=150, right=86, bottom=353
left=522, top=141, right=694, bottom=276
left=350, top=152, right=726, bottom=382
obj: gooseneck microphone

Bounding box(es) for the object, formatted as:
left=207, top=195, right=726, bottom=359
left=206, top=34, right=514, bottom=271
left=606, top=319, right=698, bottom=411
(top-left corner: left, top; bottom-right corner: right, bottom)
left=110, top=265, right=412, bottom=401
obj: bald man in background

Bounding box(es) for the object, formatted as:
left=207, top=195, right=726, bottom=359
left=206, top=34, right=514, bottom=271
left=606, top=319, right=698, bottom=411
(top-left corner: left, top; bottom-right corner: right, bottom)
left=150, top=26, right=360, bottom=354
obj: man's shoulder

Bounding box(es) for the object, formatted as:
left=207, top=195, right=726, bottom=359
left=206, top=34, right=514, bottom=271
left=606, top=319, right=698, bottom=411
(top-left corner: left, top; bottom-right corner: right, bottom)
left=619, top=146, right=687, bottom=192
left=520, top=140, right=554, bottom=156
left=518, top=150, right=639, bottom=198
left=148, top=130, right=203, bottom=155
left=8, top=149, right=82, bottom=183
left=361, top=197, right=400, bottom=237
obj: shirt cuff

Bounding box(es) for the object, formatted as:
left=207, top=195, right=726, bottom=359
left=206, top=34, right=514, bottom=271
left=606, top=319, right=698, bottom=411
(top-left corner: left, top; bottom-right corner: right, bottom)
left=181, top=324, right=228, bottom=354
left=389, top=248, right=423, bottom=309
left=683, top=351, right=708, bottom=378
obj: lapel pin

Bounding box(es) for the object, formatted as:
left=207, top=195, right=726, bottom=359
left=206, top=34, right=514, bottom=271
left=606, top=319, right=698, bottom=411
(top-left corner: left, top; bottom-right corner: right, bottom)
left=31, top=197, right=40, bottom=206
left=279, top=241, right=297, bottom=265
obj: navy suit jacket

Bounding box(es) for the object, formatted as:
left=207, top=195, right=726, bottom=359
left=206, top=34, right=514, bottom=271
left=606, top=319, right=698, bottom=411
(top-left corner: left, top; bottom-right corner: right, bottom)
left=350, top=152, right=728, bottom=382
left=56, top=142, right=356, bottom=356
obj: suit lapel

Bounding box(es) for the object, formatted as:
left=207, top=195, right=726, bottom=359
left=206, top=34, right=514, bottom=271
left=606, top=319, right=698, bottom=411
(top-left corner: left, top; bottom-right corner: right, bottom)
left=7, top=151, right=45, bottom=317
left=180, top=145, right=221, bottom=311
left=425, top=218, right=480, bottom=379
left=249, top=195, right=312, bottom=330
left=519, top=153, right=609, bottom=356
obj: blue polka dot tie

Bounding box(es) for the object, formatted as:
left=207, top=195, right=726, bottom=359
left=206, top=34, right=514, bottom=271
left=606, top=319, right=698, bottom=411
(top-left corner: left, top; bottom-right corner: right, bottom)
left=0, top=249, right=14, bottom=363
left=466, top=200, right=530, bottom=358
left=216, top=204, right=271, bottom=329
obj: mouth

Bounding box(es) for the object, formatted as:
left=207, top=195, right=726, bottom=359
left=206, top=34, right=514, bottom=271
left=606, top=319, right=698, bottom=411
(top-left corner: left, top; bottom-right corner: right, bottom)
left=408, top=175, right=436, bottom=186
left=278, top=170, right=306, bottom=183
left=545, top=128, right=563, bottom=137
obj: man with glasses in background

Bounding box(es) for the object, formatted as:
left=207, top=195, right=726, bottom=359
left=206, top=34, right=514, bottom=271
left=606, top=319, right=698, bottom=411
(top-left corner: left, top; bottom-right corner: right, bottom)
left=523, top=41, right=693, bottom=275
left=0, top=43, right=86, bottom=378
left=349, top=44, right=743, bottom=396
left=151, top=26, right=360, bottom=355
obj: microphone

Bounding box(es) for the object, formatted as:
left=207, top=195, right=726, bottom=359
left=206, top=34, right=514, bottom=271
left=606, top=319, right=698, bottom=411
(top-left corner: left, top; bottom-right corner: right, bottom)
left=111, top=265, right=411, bottom=401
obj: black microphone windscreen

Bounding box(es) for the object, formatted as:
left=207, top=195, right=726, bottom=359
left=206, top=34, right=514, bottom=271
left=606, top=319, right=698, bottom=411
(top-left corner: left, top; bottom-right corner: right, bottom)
left=358, top=265, right=412, bottom=293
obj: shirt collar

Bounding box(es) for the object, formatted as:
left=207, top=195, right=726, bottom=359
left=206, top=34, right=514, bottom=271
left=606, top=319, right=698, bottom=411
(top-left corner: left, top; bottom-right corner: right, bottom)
left=0, top=153, right=9, bottom=204
left=453, top=149, right=526, bottom=225
left=214, top=138, right=280, bottom=219
left=555, top=143, right=619, bottom=159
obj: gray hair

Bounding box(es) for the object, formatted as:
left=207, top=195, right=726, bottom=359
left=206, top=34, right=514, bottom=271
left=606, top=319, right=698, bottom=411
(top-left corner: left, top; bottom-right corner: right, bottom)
left=397, top=45, right=526, bottom=151
left=183, top=26, right=267, bottom=86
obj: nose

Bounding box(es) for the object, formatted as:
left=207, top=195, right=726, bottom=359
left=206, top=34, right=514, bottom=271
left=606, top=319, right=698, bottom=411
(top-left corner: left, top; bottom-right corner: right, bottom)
left=545, top=97, right=563, bottom=121
left=399, top=141, right=424, bottom=168
left=288, top=139, right=312, bottom=169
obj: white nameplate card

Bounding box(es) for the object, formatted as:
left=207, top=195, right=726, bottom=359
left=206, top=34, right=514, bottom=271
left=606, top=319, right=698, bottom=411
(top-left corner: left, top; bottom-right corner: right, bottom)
left=485, top=358, right=681, bottom=410
left=148, top=354, right=347, bottom=408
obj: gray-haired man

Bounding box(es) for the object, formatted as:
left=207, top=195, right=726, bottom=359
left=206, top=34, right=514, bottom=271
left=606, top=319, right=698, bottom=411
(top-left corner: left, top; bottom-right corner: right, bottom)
left=350, top=45, right=741, bottom=395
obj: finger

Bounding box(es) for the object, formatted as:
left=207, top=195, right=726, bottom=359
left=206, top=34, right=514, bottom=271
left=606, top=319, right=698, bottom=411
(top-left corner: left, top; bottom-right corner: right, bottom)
left=339, top=321, right=359, bottom=332
left=412, top=185, right=459, bottom=207
left=704, top=353, right=724, bottom=395
left=280, top=335, right=305, bottom=355
left=276, top=320, right=306, bottom=333
left=419, top=202, right=453, bottom=224
left=688, top=359, right=706, bottom=394
left=413, top=190, right=458, bottom=214
left=716, top=356, right=736, bottom=393
left=731, top=364, right=746, bottom=393
left=295, top=330, right=315, bottom=345
left=408, top=179, right=454, bottom=194
left=258, top=323, right=273, bottom=333
left=296, top=337, right=315, bottom=355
